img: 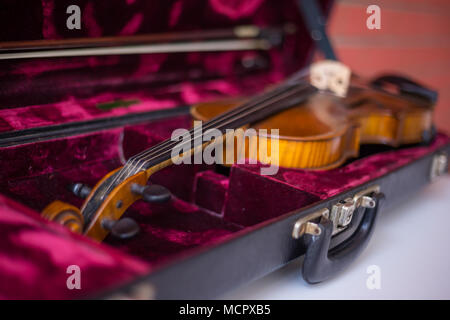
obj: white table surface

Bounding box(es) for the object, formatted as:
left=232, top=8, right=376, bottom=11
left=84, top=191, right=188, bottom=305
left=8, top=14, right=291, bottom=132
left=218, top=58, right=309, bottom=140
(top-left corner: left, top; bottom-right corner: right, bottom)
left=222, top=175, right=450, bottom=300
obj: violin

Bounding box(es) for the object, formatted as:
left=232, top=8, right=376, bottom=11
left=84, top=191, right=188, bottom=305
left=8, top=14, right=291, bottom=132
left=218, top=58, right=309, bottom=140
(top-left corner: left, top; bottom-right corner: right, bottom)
left=192, top=62, right=436, bottom=170
left=42, top=60, right=437, bottom=241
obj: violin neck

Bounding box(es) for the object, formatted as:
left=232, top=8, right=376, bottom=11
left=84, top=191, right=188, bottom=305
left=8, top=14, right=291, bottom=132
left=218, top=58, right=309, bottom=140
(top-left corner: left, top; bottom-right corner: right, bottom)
left=117, top=59, right=356, bottom=180
left=122, top=80, right=317, bottom=176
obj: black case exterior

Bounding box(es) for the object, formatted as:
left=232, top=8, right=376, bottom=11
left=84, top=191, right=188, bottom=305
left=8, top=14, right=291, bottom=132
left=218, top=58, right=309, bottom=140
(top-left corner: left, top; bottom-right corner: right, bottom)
left=97, top=143, right=449, bottom=299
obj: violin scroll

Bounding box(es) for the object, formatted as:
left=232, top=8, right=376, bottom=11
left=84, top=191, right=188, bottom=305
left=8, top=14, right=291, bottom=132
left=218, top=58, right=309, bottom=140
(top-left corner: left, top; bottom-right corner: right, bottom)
left=42, top=200, right=84, bottom=234
left=42, top=164, right=172, bottom=241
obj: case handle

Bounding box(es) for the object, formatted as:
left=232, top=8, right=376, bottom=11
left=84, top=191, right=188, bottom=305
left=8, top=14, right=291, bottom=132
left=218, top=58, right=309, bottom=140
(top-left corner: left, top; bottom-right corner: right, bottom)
left=301, top=192, right=385, bottom=284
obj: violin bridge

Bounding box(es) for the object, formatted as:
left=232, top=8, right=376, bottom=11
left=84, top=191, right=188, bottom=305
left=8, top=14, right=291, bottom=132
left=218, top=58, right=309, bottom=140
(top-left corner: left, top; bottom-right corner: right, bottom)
left=310, top=60, right=351, bottom=97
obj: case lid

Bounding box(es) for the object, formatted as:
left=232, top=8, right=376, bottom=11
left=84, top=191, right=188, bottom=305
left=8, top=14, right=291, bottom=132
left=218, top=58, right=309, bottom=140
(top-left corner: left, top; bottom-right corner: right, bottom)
left=0, top=0, right=333, bottom=134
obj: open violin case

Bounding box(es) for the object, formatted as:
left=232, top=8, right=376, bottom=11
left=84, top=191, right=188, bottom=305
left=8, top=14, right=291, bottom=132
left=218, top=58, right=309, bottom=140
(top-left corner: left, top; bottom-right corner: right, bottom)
left=0, top=0, right=449, bottom=299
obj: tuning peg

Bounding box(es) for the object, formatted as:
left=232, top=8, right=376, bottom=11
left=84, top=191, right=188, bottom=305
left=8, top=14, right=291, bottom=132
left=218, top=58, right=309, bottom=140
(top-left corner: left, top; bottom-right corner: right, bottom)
left=102, top=218, right=140, bottom=239
left=68, top=183, right=92, bottom=199
left=131, top=184, right=171, bottom=203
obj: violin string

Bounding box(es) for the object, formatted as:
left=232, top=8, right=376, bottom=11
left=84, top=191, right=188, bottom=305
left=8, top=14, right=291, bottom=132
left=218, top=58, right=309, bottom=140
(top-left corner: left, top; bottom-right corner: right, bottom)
left=130, top=85, right=307, bottom=173
left=129, top=84, right=298, bottom=164
left=129, top=86, right=291, bottom=165
left=129, top=69, right=310, bottom=168
left=97, top=84, right=306, bottom=200
left=99, top=69, right=312, bottom=198
left=126, top=68, right=310, bottom=168
left=102, top=83, right=303, bottom=195
left=130, top=83, right=312, bottom=174
left=101, top=82, right=312, bottom=200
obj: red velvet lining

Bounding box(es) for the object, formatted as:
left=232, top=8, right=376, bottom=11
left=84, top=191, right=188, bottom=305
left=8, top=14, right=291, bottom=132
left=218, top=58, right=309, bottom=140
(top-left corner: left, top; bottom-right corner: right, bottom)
left=0, top=193, right=149, bottom=299
left=0, top=112, right=448, bottom=299
left=1, top=0, right=445, bottom=300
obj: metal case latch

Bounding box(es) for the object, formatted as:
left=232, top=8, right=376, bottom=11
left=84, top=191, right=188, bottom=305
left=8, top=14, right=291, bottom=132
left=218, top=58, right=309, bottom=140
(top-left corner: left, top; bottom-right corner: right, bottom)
left=430, top=152, right=448, bottom=181
left=330, top=190, right=377, bottom=235
left=293, top=185, right=380, bottom=239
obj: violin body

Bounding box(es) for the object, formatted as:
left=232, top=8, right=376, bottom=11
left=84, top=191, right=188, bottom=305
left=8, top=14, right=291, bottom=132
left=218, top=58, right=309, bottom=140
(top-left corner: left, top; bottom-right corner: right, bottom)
left=191, top=95, right=359, bottom=169
left=191, top=81, right=434, bottom=170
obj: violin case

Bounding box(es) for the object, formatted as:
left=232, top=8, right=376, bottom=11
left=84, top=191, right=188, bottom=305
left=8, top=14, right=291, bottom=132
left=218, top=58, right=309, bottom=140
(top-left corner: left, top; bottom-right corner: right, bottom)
left=0, top=0, right=448, bottom=299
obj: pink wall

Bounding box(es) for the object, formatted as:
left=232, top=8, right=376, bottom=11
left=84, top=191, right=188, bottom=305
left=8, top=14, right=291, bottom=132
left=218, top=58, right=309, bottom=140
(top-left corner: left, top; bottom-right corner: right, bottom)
left=327, top=0, right=450, bottom=133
